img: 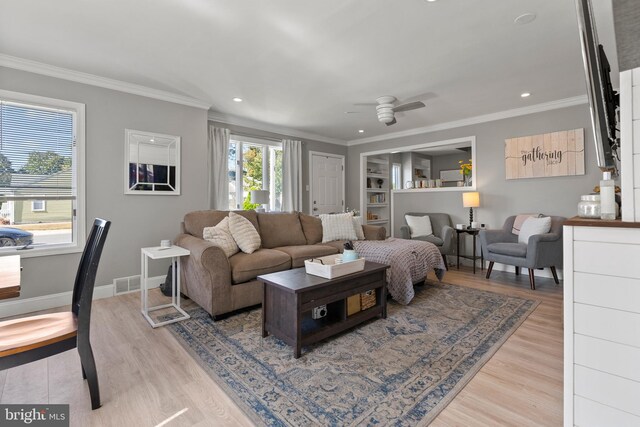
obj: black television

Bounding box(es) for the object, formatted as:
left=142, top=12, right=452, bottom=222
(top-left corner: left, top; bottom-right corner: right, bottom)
left=575, top=0, right=619, bottom=172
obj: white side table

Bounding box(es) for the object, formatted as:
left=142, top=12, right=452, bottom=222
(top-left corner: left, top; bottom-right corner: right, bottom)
left=141, top=245, right=190, bottom=328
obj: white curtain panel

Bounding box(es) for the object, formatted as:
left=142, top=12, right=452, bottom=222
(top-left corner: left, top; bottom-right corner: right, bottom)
left=207, top=126, right=230, bottom=209
left=282, top=139, right=302, bottom=212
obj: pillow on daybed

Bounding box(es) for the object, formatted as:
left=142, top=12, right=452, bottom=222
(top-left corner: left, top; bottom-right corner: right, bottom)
left=518, top=216, right=552, bottom=244
left=320, top=212, right=358, bottom=243
left=229, top=211, right=261, bottom=253
left=203, top=217, right=239, bottom=257
left=405, top=215, right=433, bottom=238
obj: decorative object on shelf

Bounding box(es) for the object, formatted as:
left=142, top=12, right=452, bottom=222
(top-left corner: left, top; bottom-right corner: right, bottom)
left=578, top=194, right=601, bottom=218
left=462, top=192, right=480, bottom=228
left=459, top=159, right=473, bottom=186
left=504, top=129, right=585, bottom=180
left=250, top=190, right=270, bottom=212
left=125, top=129, right=181, bottom=195
left=377, top=178, right=384, bottom=188
left=405, top=181, right=414, bottom=189
left=366, top=178, right=372, bottom=188
left=599, top=171, right=616, bottom=220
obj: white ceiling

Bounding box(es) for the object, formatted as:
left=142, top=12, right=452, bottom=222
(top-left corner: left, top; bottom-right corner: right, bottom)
left=0, top=0, right=618, bottom=144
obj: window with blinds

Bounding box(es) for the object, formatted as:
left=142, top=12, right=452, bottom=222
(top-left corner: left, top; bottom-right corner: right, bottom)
left=0, top=94, right=81, bottom=253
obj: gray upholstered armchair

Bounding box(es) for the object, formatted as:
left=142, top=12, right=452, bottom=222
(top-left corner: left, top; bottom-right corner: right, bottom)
left=478, top=215, right=566, bottom=290
left=400, top=212, right=454, bottom=268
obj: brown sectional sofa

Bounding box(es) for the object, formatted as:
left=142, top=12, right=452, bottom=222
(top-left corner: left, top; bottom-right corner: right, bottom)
left=175, top=210, right=386, bottom=319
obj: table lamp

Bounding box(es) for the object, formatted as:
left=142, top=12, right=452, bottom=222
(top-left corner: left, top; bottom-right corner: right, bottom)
left=462, top=192, right=480, bottom=228
left=251, top=190, right=270, bottom=212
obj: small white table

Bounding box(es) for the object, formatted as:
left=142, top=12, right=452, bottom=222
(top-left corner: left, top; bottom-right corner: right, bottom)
left=140, top=245, right=190, bottom=328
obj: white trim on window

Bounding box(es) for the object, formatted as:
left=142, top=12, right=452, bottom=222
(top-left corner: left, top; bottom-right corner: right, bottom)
left=31, top=199, right=46, bottom=212
left=0, top=89, right=86, bottom=258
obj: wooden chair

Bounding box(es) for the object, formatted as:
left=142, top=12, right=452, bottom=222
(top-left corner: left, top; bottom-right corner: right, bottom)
left=0, top=218, right=111, bottom=409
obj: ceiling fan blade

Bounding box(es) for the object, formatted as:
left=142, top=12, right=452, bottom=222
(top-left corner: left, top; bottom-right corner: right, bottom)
left=385, top=117, right=397, bottom=126
left=393, top=101, right=426, bottom=113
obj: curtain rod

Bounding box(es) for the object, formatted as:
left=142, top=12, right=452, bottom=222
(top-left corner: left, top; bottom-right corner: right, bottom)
left=229, top=131, right=283, bottom=143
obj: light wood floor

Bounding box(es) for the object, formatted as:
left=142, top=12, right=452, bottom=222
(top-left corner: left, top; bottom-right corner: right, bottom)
left=0, top=267, right=563, bottom=426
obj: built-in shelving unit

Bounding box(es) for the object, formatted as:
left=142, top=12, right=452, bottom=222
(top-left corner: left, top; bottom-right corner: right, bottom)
left=363, top=155, right=390, bottom=235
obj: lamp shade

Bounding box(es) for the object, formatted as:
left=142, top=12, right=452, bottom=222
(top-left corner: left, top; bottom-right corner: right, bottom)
left=250, top=190, right=270, bottom=204
left=462, top=192, right=480, bottom=208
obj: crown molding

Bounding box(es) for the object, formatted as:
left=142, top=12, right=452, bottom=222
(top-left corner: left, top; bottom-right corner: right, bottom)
left=207, top=111, right=348, bottom=146
left=346, top=95, right=589, bottom=146
left=0, top=54, right=211, bottom=110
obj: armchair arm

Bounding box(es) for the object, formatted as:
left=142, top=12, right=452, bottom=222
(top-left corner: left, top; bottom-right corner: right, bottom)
left=363, top=224, right=386, bottom=240
left=400, top=225, right=411, bottom=240
left=440, top=225, right=455, bottom=254
left=526, top=232, right=563, bottom=268
left=174, top=233, right=232, bottom=316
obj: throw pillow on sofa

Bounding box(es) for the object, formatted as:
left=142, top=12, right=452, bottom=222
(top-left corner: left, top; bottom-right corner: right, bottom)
left=229, top=211, right=261, bottom=253
left=518, top=216, right=552, bottom=244
left=203, top=217, right=239, bottom=257
left=320, top=212, right=357, bottom=243
left=405, top=215, right=433, bottom=238
left=352, top=216, right=365, bottom=240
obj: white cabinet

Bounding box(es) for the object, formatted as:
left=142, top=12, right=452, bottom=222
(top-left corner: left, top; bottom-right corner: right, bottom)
left=363, top=155, right=390, bottom=234
left=564, top=222, right=640, bottom=426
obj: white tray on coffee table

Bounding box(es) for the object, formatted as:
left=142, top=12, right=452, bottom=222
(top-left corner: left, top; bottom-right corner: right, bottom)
left=304, top=254, right=365, bottom=279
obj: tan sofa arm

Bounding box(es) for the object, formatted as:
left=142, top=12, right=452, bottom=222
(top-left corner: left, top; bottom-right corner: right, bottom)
left=362, top=225, right=386, bottom=240
left=174, top=233, right=232, bottom=316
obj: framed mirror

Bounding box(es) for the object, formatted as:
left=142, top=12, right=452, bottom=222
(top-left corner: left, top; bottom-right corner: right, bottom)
left=125, top=129, right=180, bottom=195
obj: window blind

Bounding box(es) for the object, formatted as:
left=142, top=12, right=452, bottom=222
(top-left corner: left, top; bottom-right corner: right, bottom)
left=0, top=101, right=75, bottom=202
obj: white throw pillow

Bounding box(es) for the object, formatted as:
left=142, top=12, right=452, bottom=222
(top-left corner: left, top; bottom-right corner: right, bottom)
left=405, top=215, right=433, bottom=238
left=518, top=216, right=552, bottom=244
left=228, top=212, right=261, bottom=254
left=203, top=217, right=239, bottom=257
left=320, top=213, right=358, bottom=243
left=352, top=216, right=366, bottom=240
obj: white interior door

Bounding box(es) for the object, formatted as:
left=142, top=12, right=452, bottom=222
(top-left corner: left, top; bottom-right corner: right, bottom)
left=310, top=153, right=344, bottom=215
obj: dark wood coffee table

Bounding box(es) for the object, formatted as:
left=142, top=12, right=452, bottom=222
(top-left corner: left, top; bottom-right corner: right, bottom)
left=258, top=261, right=389, bottom=358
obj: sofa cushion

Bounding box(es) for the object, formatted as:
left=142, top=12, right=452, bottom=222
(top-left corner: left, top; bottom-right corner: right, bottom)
left=257, top=212, right=307, bottom=248
left=203, top=217, right=239, bottom=257
left=353, top=216, right=365, bottom=240
left=229, top=249, right=291, bottom=284
left=487, top=242, right=527, bottom=258
left=229, top=212, right=262, bottom=254
left=412, top=234, right=444, bottom=246
left=300, top=213, right=323, bottom=244
left=321, top=240, right=347, bottom=253
left=320, top=213, right=357, bottom=243
left=184, top=210, right=260, bottom=238
left=274, top=245, right=339, bottom=268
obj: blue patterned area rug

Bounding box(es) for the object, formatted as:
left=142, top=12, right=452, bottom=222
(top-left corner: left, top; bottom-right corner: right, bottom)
left=167, top=282, right=538, bottom=426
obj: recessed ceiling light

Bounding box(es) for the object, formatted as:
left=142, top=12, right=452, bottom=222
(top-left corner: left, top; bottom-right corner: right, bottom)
left=521, top=92, right=531, bottom=98
left=425, top=0, right=437, bottom=2
left=232, top=97, right=243, bottom=102
left=514, top=13, right=536, bottom=25
left=358, top=130, right=365, bottom=133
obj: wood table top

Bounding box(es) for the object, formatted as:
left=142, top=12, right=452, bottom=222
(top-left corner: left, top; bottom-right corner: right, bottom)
left=257, top=261, right=389, bottom=293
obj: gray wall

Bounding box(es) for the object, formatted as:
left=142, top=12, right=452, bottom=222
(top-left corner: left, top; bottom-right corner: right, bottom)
left=431, top=153, right=470, bottom=181
left=346, top=104, right=603, bottom=237
left=209, top=120, right=347, bottom=214
left=1, top=66, right=209, bottom=299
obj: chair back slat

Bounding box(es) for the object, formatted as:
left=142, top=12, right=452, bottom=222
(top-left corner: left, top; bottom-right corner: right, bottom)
left=71, top=219, right=111, bottom=332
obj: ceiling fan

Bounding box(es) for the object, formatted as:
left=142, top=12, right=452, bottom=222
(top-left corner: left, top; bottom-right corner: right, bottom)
left=373, top=95, right=426, bottom=126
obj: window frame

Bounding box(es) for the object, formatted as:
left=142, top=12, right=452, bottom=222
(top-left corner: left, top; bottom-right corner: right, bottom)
left=229, top=135, right=282, bottom=211
left=0, top=89, right=86, bottom=258
left=31, top=199, right=46, bottom=212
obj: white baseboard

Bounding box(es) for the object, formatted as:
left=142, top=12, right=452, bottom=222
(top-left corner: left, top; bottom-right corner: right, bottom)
left=454, top=258, right=563, bottom=279
left=0, top=275, right=165, bottom=319
left=488, top=262, right=563, bottom=280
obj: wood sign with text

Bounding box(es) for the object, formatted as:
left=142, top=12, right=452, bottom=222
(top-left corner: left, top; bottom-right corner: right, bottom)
left=505, top=128, right=585, bottom=180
